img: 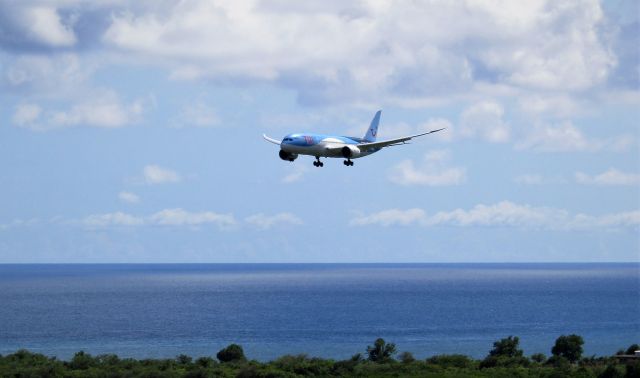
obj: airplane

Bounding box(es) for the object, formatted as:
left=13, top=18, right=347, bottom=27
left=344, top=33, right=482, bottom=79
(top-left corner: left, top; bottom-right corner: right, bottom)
left=263, top=110, right=445, bottom=167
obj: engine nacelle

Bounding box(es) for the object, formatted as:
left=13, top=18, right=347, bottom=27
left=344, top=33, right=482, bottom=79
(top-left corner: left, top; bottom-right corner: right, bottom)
left=341, top=145, right=361, bottom=159
left=279, top=149, right=298, bottom=162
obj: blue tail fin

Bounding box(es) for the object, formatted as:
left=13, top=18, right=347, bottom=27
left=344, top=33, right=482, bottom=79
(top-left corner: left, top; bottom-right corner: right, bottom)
left=363, top=110, right=381, bottom=142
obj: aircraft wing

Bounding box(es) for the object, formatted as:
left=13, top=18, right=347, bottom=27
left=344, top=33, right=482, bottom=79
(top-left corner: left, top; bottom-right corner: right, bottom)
left=357, top=128, right=446, bottom=149
left=263, top=134, right=281, bottom=145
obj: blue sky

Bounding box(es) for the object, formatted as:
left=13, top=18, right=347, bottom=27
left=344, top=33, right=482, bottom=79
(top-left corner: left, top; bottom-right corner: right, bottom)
left=0, top=0, right=638, bottom=262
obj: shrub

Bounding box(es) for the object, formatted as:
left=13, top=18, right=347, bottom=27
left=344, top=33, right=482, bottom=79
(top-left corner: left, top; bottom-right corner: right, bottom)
left=399, top=351, right=415, bottom=364
left=552, top=334, right=584, bottom=363
left=531, top=353, right=546, bottom=363
left=216, top=344, right=246, bottom=363
left=68, top=351, right=95, bottom=370
left=427, top=354, right=475, bottom=369
left=366, top=338, right=396, bottom=363
left=177, top=354, right=192, bottom=364
left=489, top=336, right=524, bottom=358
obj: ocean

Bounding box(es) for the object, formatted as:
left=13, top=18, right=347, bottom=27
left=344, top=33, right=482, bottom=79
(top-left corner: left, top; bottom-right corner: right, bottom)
left=0, top=263, right=638, bottom=361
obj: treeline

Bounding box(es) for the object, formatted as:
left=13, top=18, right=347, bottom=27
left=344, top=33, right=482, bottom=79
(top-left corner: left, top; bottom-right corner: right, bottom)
left=1, top=335, right=638, bottom=377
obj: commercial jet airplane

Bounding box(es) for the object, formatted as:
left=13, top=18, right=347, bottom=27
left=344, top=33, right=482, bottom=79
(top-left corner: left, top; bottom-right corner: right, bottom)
left=263, top=110, right=445, bottom=167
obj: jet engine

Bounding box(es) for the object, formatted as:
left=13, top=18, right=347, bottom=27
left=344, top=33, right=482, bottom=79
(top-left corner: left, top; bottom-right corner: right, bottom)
left=341, top=145, right=361, bottom=159
left=279, top=150, right=298, bottom=162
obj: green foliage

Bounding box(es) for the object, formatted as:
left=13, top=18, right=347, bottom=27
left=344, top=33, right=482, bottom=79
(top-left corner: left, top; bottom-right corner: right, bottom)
left=552, top=334, right=585, bottom=363
left=626, top=344, right=640, bottom=355
left=531, top=353, right=547, bottom=363
left=398, top=351, right=415, bottom=363
left=273, top=354, right=333, bottom=376
left=480, top=336, right=528, bottom=368
left=216, top=343, right=246, bottom=363
left=625, top=361, right=640, bottom=378
left=489, top=336, right=524, bottom=358
left=177, top=353, right=193, bottom=364
left=427, top=354, right=476, bottom=369
left=195, top=356, right=215, bottom=367
left=0, top=336, right=634, bottom=378
left=366, top=338, right=397, bottom=363
left=68, top=350, right=96, bottom=370
left=599, top=364, right=623, bottom=378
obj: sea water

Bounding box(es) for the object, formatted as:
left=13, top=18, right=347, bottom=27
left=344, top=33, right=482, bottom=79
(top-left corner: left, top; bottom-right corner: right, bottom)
left=0, top=263, right=638, bottom=361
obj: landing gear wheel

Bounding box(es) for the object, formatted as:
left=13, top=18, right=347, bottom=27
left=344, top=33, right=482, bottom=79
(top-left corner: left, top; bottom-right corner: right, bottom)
left=313, top=161, right=318, bottom=167
left=344, top=159, right=354, bottom=166
left=314, top=157, right=323, bottom=167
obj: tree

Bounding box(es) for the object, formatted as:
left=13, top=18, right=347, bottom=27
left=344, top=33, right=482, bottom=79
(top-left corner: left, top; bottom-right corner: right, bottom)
left=68, top=351, right=95, bottom=370
left=531, top=353, right=546, bottom=363
left=366, top=338, right=396, bottom=363
left=551, top=334, right=584, bottom=363
left=216, top=344, right=246, bottom=363
left=398, top=351, right=415, bottom=364
left=480, top=336, right=528, bottom=368
left=176, top=354, right=192, bottom=364
left=625, top=344, right=640, bottom=355
left=489, top=336, right=524, bottom=358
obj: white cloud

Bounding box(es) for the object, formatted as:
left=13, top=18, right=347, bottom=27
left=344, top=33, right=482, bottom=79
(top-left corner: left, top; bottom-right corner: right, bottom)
left=149, top=208, right=236, bottom=228
left=13, top=104, right=41, bottom=126
left=417, top=118, right=453, bottom=142
left=282, top=165, right=308, bottom=184
left=388, top=149, right=466, bottom=186
left=351, top=201, right=640, bottom=231
left=99, top=1, right=616, bottom=105
left=178, top=101, right=220, bottom=128
left=83, top=212, right=144, bottom=228
left=10, top=90, right=149, bottom=131
left=81, top=208, right=236, bottom=229
left=517, top=94, right=583, bottom=118
left=4, top=54, right=89, bottom=94
left=575, top=169, right=640, bottom=186
left=350, top=208, right=426, bottom=227
left=118, top=191, right=140, bottom=204
left=245, top=212, right=303, bottom=229
left=514, top=174, right=544, bottom=185
left=459, top=101, right=510, bottom=143
left=17, top=5, right=77, bottom=47
left=517, top=122, right=633, bottom=152
left=143, top=165, right=181, bottom=184
left=50, top=91, right=145, bottom=129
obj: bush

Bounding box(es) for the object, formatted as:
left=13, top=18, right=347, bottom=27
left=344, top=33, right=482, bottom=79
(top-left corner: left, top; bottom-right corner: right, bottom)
left=531, top=353, right=546, bottom=363
left=216, top=344, right=246, bottom=363
left=68, top=351, right=95, bottom=370
left=489, top=336, right=524, bottom=358
left=480, top=336, right=528, bottom=368
left=399, top=351, right=415, bottom=364
left=427, top=354, right=475, bottom=369
left=195, top=356, right=214, bottom=368
left=599, top=364, right=623, bottom=378
left=366, top=338, right=396, bottom=363
left=552, top=334, right=584, bottom=363
left=176, top=354, right=192, bottom=364
left=273, top=354, right=332, bottom=376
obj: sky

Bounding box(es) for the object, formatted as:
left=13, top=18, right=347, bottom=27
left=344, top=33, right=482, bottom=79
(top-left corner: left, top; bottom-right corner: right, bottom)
left=0, top=0, right=638, bottom=263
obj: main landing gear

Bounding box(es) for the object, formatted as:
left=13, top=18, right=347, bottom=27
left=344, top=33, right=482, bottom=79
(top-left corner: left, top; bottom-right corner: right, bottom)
left=343, top=159, right=354, bottom=166
left=313, top=156, right=324, bottom=167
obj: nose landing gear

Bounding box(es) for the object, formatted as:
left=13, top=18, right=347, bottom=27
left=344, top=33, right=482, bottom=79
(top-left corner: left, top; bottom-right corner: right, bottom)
left=313, top=157, right=324, bottom=167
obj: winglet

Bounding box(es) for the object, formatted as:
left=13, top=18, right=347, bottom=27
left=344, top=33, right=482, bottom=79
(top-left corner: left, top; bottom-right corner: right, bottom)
left=363, top=110, right=381, bottom=142
left=263, top=134, right=281, bottom=145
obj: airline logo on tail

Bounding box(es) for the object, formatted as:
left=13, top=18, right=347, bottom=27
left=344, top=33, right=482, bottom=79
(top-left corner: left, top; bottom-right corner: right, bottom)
left=364, top=110, right=381, bottom=142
